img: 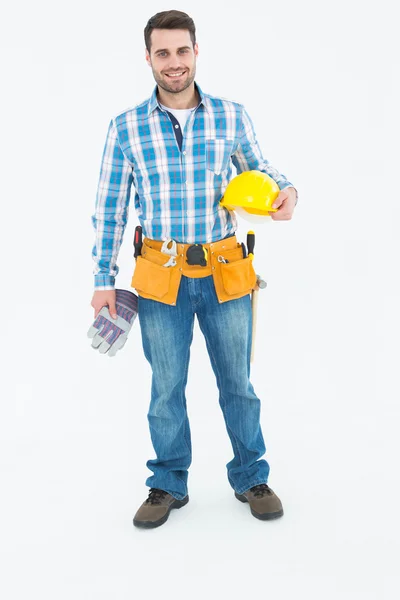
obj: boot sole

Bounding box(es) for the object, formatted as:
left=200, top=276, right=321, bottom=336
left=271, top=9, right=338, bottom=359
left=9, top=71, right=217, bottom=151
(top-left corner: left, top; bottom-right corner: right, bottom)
left=235, top=491, right=284, bottom=520
left=133, top=494, right=189, bottom=529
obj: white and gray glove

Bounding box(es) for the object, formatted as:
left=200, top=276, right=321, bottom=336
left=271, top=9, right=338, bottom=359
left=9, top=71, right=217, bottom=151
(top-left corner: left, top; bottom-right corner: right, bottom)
left=87, top=289, right=138, bottom=357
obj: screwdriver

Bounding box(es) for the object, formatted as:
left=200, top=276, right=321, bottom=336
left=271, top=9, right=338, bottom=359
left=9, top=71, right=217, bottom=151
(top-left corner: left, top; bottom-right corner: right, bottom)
left=134, top=225, right=143, bottom=259
left=247, top=229, right=259, bottom=363
left=247, top=230, right=255, bottom=260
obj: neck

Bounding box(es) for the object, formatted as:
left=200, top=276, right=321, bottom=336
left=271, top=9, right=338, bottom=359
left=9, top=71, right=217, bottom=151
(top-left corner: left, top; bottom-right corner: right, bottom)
left=157, top=82, right=199, bottom=110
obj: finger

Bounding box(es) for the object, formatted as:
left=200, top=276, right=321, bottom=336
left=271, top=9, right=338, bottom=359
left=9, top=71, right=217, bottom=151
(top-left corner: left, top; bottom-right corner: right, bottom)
left=90, top=331, right=105, bottom=349
left=108, top=334, right=128, bottom=357
left=272, top=192, right=286, bottom=209
left=87, top=324, right=100, bottom=339
left=271, top=211, right=289, bottom=221
left=94, top=304, right=105, bottom=318
left=98, top=339, right=111, bottom=354
left=108, top=301, right=118, bottom=320
left=91, top=325, right=114, bottom=350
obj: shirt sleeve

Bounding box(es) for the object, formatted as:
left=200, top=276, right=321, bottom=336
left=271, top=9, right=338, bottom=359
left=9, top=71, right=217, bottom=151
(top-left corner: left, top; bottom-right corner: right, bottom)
left=91, top=119, right=134, bottom=290
left=232, top=105, right=298, bottom=205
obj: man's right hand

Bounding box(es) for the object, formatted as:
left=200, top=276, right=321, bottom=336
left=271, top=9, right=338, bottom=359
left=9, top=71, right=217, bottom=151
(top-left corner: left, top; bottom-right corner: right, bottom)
left=91, top=290, right=117, bottom=319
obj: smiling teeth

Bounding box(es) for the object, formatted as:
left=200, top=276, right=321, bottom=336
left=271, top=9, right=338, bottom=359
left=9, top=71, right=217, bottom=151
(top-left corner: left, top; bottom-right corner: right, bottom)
left=167, top=72, right=184, bottom=77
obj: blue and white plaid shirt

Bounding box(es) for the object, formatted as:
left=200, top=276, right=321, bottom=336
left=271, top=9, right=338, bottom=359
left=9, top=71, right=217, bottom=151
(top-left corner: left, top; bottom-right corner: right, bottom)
left=92, top=81, right=297, bottom=289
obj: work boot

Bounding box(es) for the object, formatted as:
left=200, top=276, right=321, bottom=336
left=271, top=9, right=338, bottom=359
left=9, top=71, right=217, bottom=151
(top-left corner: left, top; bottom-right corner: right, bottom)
left=133, top=488, right=189, bottom=529
left=235, top=483, right=284, bottom=520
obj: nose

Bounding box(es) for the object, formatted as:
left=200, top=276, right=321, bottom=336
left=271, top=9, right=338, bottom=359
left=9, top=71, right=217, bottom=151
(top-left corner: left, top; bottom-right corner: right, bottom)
left=168, top=56, right=184, bottom=70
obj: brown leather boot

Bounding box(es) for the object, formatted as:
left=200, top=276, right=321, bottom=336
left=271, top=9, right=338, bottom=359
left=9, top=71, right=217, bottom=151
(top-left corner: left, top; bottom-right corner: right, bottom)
left=133, top=488, right=189, bottom=528
left=235, top=483, right=284, bottom=520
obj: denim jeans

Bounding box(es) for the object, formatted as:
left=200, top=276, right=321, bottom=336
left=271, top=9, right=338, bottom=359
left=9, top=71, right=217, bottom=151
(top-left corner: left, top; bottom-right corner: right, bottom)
left=137, top=274, right=270, bottom=500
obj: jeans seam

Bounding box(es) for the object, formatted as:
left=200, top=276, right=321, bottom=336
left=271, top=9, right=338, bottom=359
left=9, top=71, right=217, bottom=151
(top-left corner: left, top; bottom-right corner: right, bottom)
left=179, top=319, right=194, bottom=486
left=175, top=313, right=194, bottom=492
left=197, top=312, right=246, bottom=474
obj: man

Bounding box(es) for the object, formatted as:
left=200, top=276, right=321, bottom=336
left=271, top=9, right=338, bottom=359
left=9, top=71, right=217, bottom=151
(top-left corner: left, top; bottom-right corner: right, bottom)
left=91, top=10, right=298, bottom=529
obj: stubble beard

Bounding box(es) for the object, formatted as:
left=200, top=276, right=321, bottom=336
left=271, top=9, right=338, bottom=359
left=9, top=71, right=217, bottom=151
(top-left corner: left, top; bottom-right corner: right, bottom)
left=154, top=66, right=196, bottom=95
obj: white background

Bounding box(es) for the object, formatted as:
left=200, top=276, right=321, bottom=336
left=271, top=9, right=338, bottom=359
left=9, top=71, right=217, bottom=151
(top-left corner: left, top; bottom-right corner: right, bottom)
left=1, top=0, right=400, bottom=598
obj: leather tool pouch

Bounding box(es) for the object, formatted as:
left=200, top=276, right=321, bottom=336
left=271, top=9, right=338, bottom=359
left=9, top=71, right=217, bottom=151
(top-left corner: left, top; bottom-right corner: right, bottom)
left=131, top=243, right=182, bottom=305
left=211, top=245, right=257, bottom=303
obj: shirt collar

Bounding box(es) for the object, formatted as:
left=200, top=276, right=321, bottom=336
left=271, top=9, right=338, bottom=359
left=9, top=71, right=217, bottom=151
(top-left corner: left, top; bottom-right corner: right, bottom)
left=147, top=80, right=209, bottom=116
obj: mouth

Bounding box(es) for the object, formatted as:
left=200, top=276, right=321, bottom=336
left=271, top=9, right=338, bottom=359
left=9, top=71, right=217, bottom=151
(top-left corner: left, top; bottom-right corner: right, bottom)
left=165, top=70, right=187, bottom=80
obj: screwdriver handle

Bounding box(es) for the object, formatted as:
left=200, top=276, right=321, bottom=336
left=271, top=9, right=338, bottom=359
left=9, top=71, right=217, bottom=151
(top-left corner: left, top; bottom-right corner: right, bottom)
left=247, top=230, right=255, bottom=260
left=134, top=226, right=143, bottom=259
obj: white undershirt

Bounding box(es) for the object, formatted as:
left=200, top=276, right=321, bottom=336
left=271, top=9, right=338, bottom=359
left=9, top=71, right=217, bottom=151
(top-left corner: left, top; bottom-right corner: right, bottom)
left=160, top=103, right=196, bottom=133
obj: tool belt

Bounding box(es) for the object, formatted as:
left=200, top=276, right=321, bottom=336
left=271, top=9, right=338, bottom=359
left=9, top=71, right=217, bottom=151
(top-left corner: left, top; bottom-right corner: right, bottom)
left=131, top=235, right=257, bottom=305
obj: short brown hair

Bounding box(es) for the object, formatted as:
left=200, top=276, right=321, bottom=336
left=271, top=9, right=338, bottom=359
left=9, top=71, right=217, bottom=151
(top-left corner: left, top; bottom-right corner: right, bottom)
left=144, top=10, right=196, bottom=53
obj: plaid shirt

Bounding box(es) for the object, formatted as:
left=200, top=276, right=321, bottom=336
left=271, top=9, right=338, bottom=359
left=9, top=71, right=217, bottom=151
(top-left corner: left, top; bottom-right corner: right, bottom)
left=92, top=81, right=297, bottom=289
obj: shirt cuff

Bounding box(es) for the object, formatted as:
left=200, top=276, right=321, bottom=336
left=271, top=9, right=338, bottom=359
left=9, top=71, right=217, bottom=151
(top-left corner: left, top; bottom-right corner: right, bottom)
left=94, top=274, right=116, bottom=290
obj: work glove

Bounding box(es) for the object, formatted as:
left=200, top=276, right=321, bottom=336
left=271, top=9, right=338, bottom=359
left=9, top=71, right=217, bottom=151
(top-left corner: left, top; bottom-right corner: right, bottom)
left=87, top=289, right=138, bottom=357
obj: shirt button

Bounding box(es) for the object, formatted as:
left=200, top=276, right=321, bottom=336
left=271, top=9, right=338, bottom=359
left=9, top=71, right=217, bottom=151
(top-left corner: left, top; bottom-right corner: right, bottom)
left=182, top=151, right=186, bottom=155
left=175, top=124, right=179, bottom=129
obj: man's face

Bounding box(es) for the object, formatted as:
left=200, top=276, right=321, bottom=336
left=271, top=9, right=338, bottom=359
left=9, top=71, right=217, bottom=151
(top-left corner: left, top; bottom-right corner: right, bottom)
left=145, top=28, right=198, bottom=94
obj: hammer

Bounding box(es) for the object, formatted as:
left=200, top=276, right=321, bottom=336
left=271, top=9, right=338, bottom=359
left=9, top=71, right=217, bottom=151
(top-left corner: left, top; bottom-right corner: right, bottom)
left=247, top=231, right=267, bottom=363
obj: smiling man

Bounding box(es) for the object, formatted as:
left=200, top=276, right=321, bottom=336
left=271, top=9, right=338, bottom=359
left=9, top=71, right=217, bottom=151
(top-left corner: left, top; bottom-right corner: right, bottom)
left=91, top=10, right=298, bottom=529
left=147, top=33, right=197, bottom=99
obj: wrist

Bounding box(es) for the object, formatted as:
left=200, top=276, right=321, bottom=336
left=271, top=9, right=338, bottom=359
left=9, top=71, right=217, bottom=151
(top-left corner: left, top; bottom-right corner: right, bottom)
left=94, top=273, right=115, bottom=290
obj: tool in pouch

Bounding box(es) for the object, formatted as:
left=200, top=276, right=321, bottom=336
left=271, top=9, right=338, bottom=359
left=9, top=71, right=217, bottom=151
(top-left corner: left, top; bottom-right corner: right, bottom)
left=247, top=230, right=257, bottom=363
left=247, top=230, right=266, bottom=363
left=134, top=225, right=143, bottom=260
left=161, top=238, right=178, bottom=267
left=186, top=243, right=208, bottom=267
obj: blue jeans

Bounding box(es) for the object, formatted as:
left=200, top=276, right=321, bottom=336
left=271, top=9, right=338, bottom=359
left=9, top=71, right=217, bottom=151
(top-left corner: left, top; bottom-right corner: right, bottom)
left=137, top=274, right=270, bottom=500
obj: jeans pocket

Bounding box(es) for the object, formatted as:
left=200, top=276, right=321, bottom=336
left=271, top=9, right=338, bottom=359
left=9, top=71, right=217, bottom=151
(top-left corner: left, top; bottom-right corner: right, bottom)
left=206, top=138, right=232, bottom=175
left=220, top=257, right=257, bottom=296
left=131, top=256, right=172, bottom=299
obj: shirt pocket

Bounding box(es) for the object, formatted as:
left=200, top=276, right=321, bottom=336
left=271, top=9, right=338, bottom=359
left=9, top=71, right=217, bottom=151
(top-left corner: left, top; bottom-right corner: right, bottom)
left=206, top=138, right=233, bottom=175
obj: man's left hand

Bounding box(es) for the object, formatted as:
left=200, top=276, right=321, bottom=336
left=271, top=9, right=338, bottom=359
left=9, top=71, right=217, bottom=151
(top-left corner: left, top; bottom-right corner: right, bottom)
left=270, top=187, right=297, bottom=220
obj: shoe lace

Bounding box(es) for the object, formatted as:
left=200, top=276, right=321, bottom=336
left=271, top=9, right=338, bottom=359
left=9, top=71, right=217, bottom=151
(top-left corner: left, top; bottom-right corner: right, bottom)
left=250, top=484, right=273, bottom=498
left=145, top=488, right=169, bottom=505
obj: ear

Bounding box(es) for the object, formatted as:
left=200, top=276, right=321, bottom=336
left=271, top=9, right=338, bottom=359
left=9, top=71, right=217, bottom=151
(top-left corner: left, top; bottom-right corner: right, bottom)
left=194, top=43, right=199, bottom=58
left=145, top=49, right=151, bottom=66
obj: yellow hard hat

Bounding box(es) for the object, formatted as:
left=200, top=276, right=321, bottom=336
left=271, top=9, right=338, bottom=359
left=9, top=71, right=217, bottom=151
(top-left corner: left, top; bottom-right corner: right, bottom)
left=220, top=170, right=280, bottom=220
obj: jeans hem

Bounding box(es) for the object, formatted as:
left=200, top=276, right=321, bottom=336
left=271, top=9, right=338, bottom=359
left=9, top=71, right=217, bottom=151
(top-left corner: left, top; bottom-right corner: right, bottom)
left=234, top=478, right=269, bottom=495
left=145, top=482, right=188, bottom=501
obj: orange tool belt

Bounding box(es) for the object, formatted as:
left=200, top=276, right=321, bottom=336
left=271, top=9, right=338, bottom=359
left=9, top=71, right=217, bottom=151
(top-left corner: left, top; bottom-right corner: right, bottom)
left=131, top=235, right=257, bottom=306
